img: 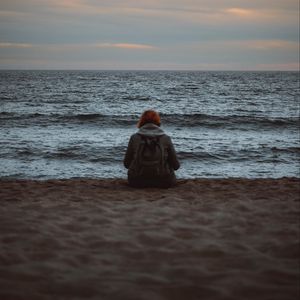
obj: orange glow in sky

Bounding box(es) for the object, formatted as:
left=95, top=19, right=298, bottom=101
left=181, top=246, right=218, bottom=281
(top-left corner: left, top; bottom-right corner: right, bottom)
left=0, top=0, right=298, bottom=70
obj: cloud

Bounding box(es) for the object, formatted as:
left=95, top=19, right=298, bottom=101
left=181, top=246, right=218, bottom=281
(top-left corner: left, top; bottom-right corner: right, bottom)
left=2, top=1, right=297, bottom=26
left=94, top=43, right=157, bottom=50
left=255, top=63, right=299, bottom=70
left=217, top=39, right=298, bottom=51
left=0, top=10, right=28, bottom=18
left=0, top=42, right=33, bottom=48
left=9, top=42, right=157, bottom=51
left=0, top=0, right=298, bottom=70
left=244, top=40, right=299, bottom=51
left=171, top=39, right=298, bottom=53
left=225, top=8, right=255, bottom=17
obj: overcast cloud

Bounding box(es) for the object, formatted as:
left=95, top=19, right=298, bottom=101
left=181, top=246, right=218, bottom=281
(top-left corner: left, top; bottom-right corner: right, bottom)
left=0, top=0, right=298, bottom=70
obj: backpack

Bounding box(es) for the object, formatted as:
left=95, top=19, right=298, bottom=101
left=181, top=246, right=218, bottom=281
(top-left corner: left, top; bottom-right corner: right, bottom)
left=135, top=135, right=165, bottom=177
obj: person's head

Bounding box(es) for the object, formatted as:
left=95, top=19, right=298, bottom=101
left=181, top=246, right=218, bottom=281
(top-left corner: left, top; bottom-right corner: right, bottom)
left=137, top=110, right=161, bottom=128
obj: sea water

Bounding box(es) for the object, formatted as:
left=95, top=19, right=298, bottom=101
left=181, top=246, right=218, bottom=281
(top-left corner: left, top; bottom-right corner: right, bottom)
left=0, top=70, right=299, bottom=179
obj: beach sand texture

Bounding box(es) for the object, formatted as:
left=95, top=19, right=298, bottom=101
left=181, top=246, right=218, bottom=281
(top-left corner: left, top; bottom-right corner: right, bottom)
left=0, top=178, right=299, bottom=300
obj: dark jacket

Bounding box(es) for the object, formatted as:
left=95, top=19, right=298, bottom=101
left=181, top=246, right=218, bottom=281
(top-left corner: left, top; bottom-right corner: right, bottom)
left=124, top=123, right=180, bottom=187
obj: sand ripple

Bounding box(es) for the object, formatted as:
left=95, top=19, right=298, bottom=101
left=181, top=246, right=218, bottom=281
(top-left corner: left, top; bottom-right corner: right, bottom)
left=0, top=178, right=299, bottom=300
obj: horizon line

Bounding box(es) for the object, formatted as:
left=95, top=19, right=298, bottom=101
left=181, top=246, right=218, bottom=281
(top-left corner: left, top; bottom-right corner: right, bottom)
left=0, top=68, right=299, bottom=72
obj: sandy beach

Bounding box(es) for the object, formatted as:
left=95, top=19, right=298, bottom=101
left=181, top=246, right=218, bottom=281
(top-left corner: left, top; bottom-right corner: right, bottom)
left=0, top=178, right=299, bottom=300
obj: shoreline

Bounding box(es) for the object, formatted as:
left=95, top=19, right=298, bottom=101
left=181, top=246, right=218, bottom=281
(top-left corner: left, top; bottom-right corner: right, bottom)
left=0, top=177, right=299, bottom=196
left=1, top=176, right=299, bottom=182
left=0, top=177, right=300, bottom=201
left=0, top=177, right=299, bottom=300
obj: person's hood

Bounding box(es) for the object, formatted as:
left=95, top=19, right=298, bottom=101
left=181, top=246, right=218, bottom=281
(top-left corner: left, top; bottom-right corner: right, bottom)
left=137, top=123, right=165, bottom=137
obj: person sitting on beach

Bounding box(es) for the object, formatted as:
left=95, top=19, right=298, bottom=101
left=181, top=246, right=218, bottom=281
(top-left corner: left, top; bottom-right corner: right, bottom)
left=124, top=110, right=180, bottom=188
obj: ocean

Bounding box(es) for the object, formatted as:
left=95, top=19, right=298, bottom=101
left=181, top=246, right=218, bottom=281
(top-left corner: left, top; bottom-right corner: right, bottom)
left=0, top=70, right=299, bottom=179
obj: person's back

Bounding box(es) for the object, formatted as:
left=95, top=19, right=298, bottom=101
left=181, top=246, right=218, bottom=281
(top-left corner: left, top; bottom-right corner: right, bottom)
left=124, top=110, right=180, bottom=188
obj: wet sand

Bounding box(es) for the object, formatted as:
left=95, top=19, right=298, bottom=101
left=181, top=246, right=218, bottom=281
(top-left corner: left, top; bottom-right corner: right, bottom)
left=0, top=178, right=299, bottom=300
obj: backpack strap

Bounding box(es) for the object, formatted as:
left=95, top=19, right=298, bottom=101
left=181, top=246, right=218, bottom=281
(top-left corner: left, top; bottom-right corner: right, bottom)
left=156, top=136, right=164, bottom=169
left=152, top=136, right=165, bottom=171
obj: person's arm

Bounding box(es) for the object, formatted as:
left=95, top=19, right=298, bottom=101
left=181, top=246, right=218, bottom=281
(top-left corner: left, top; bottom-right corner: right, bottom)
left=124, top=135, right=134, bottom=169
left=167, top=137, right=180, bottom=170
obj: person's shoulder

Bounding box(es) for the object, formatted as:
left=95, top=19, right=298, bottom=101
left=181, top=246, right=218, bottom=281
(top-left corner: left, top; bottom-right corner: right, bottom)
left=131, top=132, right=140, bottom=138
left=129, top=132, right=140, bottom=141
left=160, top=129, right=170, bottom=138
left=160, top=133, right=172, bottom=143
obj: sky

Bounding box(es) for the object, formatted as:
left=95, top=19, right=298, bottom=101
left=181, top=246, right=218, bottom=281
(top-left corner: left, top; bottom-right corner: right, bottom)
left=0, top=0, right=299, bottom=70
